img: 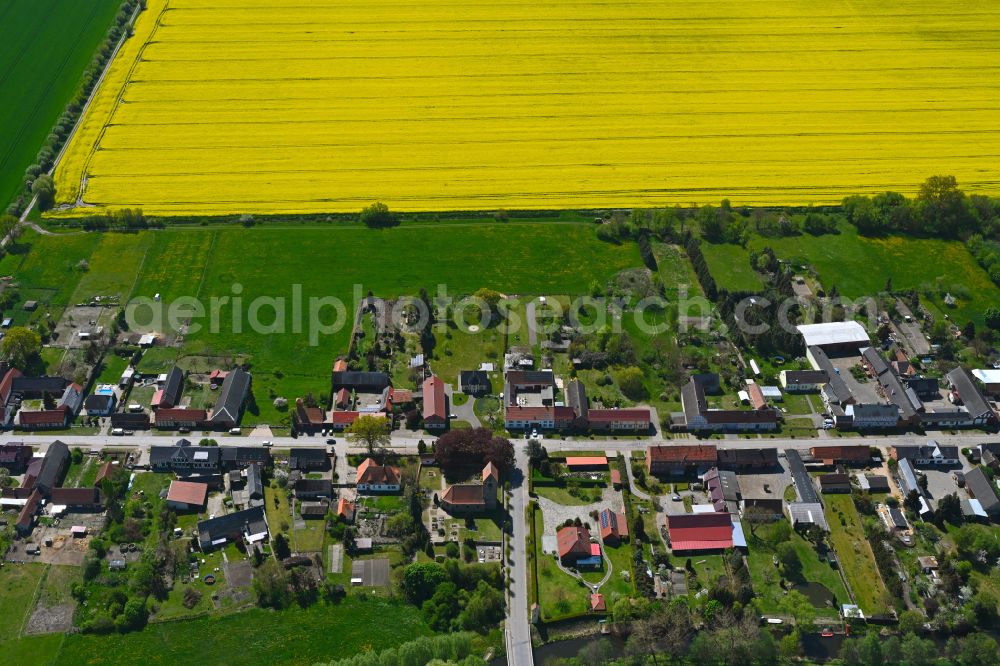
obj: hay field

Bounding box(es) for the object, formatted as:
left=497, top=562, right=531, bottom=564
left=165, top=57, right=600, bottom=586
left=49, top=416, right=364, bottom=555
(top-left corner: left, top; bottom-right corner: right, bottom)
left=54, top=0, right=1000, bottom=215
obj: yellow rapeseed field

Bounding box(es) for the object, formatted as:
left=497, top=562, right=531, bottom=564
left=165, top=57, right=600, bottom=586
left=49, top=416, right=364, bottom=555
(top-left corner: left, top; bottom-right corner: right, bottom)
left=54, top=0, right=1000, bottom=215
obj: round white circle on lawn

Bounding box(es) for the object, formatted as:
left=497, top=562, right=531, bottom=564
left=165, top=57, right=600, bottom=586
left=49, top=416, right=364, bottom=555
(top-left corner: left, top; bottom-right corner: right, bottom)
left=468, top=325, right=480, bottom=332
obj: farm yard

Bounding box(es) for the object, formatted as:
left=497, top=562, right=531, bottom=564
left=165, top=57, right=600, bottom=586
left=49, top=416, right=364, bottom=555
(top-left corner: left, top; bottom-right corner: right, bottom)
left=52, top=0, right=1000, bottom=216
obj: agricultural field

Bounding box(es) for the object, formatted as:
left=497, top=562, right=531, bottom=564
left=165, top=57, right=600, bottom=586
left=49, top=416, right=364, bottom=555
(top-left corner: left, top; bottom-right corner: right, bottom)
left=53, top=0, right=1000, bottom=216
left=0, top=0, right=122, bottom=208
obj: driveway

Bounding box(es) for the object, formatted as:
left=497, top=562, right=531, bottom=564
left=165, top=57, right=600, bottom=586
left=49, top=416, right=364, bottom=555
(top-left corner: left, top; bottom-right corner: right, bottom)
left=446, top=383, right=481, bottom=428
left=525, top=299, right=538, bottom=345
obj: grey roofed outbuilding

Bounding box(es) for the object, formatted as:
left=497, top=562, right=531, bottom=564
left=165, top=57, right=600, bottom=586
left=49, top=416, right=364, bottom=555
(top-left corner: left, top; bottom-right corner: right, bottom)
left=197, top=506, right=268, bottom=549
left=150, top=444, right=221, bottom=468
left=897, top=458, right=922, bottom=497
left=110, top=411, right=150, bottom=427
left=209, top=368, right=251, bottom=426
left=161, top=366, right=184, bottom=408
left=809, top=346, right=854, bottom=404
left=787, top=502, right=829, bottom=531
left=965, top=467, right=1000, bottom=515
left=946, top=367, right=994, bottom=421
left=246, top=463, right=263, bottom=499
left=785, top=449, right=820, bottom=504
left=35, top=440, right=69, bottom=494
left=331, top=371, right=391, bottom=392
left=905, top=377, right=939, bottom=398
left=861, top=347, right=890, bottom=376
left=289, top=448, right=329, bottom=471
left=566, top=379, right=588, bottom=418
left=11, top=376, right=68, bottom=396
left=221, top=446, right=272, bottom=469
left=888, top=507, right=908, bottom=529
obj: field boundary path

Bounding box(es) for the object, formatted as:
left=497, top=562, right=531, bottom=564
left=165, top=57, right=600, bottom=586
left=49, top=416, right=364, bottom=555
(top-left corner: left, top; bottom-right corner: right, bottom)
left=505, top=445, right=534, bottom=666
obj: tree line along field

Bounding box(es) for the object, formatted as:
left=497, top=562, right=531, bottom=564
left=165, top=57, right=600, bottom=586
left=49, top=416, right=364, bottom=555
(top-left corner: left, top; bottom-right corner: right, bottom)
left=0, top=0, right=122, bottom=209
left=3, top=222, right=640, bottom=425
left=52, top=0, right=1000, bottom=216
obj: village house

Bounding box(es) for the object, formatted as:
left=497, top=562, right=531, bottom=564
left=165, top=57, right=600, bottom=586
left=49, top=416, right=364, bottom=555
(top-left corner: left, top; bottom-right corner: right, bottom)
left=677, top=375, right=778, bottom=432
left=153, top=366, right=184, bottom=410
left=779, top=369, right=828, bottom=393
left=422, top=375, right=447, bottom=430
left=598, top=507, right=629, bottom=546
left=459, top=370, right=492, bottom=397
left=556, top=525, right=599, bottom=567
left=965, top=467, right=1000, bottom=517
left=154, top=408, right=208, bottom=430
left=890, top=442, right=960, bottom=466
left=646, top=444, right=717, bottom=476
left=809, top=445, right=871, bottom=466
left=150, top=441, right=220, bottom=473
left=356, top=457, right=401, bottom=493
left=665, top=512, right=736, bottom=553
left=198, top=506, right=268, bottom=551
left=0, top=443, right=32, bottom=474
left=289, top=448, right=330, bottom=472
left=294, top=478, right=333, bottom=500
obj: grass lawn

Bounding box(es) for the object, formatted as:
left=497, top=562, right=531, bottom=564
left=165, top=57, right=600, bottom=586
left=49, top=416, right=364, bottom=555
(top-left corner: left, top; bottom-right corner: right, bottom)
left=265, top=483, right=292, bottom=534
left=532, top=507, right=589, bottom=620
left=292, top=518, right=327, bottom=553
left=601, top=542, right=636, bottom=598
left=749, top=223, right=1000, bottom=327
left=699, top=243, right=765, bottom=292
left=136, top=347, right=179, bottom=375
left=746, top=524, right=849, bottom=616
left=94, top=354, right=129, bottom=386
left=534, top=484, right=603, bottom=506
left=0, top=0, right=122, bottom=208
left=54, top=597, right=432, bottom=666
left=823, top=493, right=891, bottom=616
left=429, top=322, right=504, bottom=387
left=782, top=393, right=816, bottom=416
left=0, top=563, right=46, bottom=641
left=0, top=634, right=66, bottom=666
left=360, top=494, right=406, bottom=515
left=446, top=513, right=505, bottom=543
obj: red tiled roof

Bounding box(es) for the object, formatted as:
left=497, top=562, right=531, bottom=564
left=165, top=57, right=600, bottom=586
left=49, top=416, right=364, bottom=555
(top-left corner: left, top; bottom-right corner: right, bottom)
left=336, top=498, right=355, bottom=519
left=0, top=368, right=21, bottom=405
left=565, top=456, right=608, bottom=468
left=19, top=409, right=68, bottom=426
left=590, top=593, right=606, bottom=611
left=506, top=406, right=576, bottom=421
left=94, top=461, right=115, bottom=486
left=648, top=444, right=718, bottom=464
left=587, top=409, right=651, bottom=423
left=335, top=388, right=350, bottom=406
left=483, top=461, right=500, bottom=481
left=747, top=383, right=767, bottom=410
left=155, top=408, right=207, bottom=423
left=333, top=359, right=348, bottom=372
left=166, top=480, right=208, bottom=507
left=356, top=458, right=401, bottom=486
left=16, top=489, right=41, bottom=529
left=330, top=411, right=360, bottom=425
left=666, top=512, right=733, bottom=551
left=388, top=388, right=413, bottom=404
left=557, top=525, right=592, bottom=559
left=441, top=484, right=486, bottom=506
left=610, top=469, right=622, bottom=485
left=50, top=487, right=102, bottom=506
left=810, top=445, right=870, bottom=462
left=422, top=376, right=446, bottom=422
left=151, top=389, right=164, bottom=407
left=599, top=508, right=629, bottom=541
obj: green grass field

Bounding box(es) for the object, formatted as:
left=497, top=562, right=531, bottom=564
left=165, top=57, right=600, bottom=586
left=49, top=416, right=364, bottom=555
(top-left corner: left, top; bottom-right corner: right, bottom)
left=0, top=0, right=122, bottom=208
left=699, top=242, right=765, bottom=292
left=823, top=493, right=891, bottom=616
left=51, top=597, right=430, bottom=665
left=0, top=563, right=46, bottom=641
left=748, top=224, right=1000, bottom=326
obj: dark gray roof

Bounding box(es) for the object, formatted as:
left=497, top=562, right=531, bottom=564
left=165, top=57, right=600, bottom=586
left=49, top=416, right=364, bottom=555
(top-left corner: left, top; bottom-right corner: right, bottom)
left=717, top=448, right=779, bottom=468
left=36, top=441, right=68, bottom=492
left=785, top=449, right=820, bottom=504
left=905, top=377, right=939, bottom=397
left=150, top=445, right=221, bottom=467
left=864, top=475, right=890, bottom=492
left=198, top=506, right=267, bottom=544
left=893, top=443, right=960, bottom=462
left=221, top=447, right=271, bottom=467
left=888, top=508, right=908, bottom=529
left=110, top=412, right=149, bottom=426
left=861, top=347, right=890, bottom=376
left=947, top=368, right=993, bottom=419
left=289, top=448, right=328, bottom=470
left=692, top=373, right=721, bottom=393
left=210, top=368, right=251, bottom=424
left=965, top=467, right=1000, bottom=513
left=246, top=463, right=263, bottom=499
left=11, top=376, right=68, bottom=396
left=84, top=394, right=115, bottom=411
left=294, top=478, right=332, bottom=493
left=331, top=371, right=390, bottom=391
left=459, top=370, right=489, bottom=385
left=809, top=346, right=853, bottom=404
left=782, top=369, right=828, bottom=384
left=505, top=370, right=556, bottom=386
left=161, top=367, right=184, bottom=407
left=566, top=379, right=588, bottom=418
left=849, top=403, right=900, bottom=421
